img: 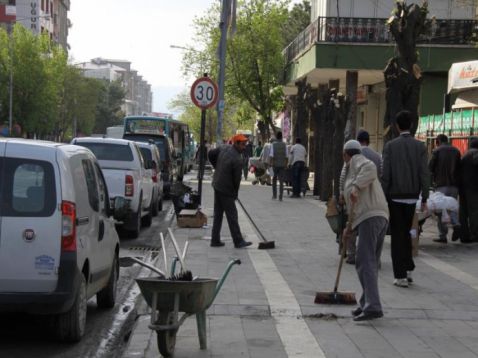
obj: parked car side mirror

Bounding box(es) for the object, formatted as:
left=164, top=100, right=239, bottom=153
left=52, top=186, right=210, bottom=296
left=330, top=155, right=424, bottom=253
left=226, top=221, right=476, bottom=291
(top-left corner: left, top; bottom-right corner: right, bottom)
left=112, top=197, right=127, bottom=220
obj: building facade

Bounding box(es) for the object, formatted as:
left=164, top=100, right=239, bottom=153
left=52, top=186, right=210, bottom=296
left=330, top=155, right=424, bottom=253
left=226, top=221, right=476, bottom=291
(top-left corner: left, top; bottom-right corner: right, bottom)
left=0, top=0, right=70, bottom=50
left=284, top=0, right=478, bottom=152
left=77, top=58, right=153, bottom=116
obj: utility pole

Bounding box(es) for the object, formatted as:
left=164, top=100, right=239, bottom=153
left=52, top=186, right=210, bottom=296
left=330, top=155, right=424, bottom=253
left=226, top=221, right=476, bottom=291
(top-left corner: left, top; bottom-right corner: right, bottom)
left=216, top=0, right=231, bottom=145
left=8, top=22, right=13, bottom=137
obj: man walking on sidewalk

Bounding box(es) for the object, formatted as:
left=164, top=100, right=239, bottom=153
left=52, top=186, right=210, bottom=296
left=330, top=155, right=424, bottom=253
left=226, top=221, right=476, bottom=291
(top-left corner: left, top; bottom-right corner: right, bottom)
left=208, top=134, right=252, bottom=248
left=269, top=131, right=288, bottom=201
left=343, top=140, right=389, bottom=321
left=382, top=110, right=430, bottom=288
left=428, top=134, right=462, bottom=243
left=289, top=137, right=307, bottom=197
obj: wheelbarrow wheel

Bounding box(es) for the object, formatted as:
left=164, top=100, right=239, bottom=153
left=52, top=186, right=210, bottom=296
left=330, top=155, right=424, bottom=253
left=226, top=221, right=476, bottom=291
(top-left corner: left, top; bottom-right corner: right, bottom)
left=156, top=311, right=177, bottom=357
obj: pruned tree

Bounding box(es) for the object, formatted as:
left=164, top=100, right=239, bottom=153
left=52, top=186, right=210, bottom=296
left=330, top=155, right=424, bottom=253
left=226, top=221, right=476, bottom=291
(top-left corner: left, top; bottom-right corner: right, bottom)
left=383, top=0, right=429, bottom=142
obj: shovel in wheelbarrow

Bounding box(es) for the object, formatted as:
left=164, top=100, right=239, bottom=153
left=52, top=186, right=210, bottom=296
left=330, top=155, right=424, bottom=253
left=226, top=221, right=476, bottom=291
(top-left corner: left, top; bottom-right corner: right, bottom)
left=135, top=259, right=241, bottom=357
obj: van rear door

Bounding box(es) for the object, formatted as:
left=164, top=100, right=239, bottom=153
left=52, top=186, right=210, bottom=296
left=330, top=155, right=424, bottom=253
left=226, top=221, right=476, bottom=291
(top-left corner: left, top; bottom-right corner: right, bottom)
left=0, top=143, right=62, bottom=293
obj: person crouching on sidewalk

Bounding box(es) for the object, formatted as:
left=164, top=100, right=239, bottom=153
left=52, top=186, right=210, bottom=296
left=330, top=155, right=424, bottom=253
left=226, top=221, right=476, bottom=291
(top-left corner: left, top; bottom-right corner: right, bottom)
left=342, top=140, right=389, bottom=322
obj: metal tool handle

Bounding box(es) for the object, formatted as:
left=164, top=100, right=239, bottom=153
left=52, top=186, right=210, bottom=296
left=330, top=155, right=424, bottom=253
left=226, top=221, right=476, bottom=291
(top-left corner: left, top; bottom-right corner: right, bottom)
left=168, top=228, right=188, bottom=272
left=334, top=202, right=356, bottom=292
left=160, top=232, right=168, bottom=277
left=208, top=259, right=241, bottom=307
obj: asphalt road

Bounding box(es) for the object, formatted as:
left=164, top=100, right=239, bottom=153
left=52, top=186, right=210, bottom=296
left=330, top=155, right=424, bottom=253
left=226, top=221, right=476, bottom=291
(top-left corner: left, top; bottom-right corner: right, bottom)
left=0, top=200, right=175, bottom=358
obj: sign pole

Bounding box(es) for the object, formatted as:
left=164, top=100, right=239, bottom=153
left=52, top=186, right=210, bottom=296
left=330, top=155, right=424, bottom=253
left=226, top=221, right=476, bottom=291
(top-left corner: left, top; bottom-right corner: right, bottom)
left=190, top=73, right=219, bottom=208
left=198, top=108, right=207, bottom=207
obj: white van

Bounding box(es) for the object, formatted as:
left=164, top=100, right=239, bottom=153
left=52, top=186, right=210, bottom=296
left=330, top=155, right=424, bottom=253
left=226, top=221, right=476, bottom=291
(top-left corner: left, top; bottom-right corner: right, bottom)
left=0, top=139, right=122, bottom=342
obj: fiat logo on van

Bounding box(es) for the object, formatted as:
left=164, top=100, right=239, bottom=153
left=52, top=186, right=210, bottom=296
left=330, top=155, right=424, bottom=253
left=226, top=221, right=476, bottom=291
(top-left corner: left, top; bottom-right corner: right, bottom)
left=23, top=229, right=36, bottom=242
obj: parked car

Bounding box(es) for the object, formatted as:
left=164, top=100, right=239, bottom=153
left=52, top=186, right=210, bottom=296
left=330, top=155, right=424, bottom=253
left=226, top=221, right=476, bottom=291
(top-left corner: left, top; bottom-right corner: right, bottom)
left=123, top=133, right=176, bottom=198
left=0, top=139, right=123, bottom=342
left=136, top=141, right=163, bottom=215
left=72, top=137, right=154, bottom=238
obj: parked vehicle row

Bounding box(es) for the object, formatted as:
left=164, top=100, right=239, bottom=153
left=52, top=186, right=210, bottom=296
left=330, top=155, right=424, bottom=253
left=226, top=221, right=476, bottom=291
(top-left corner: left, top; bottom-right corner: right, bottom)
left=0, top=135, right=170, bottom=344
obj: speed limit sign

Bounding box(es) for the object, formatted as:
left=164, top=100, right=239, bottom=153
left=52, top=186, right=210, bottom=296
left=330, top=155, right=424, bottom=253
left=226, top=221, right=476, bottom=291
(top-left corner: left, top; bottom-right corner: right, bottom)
left=190, top=77, right=218, bottom=109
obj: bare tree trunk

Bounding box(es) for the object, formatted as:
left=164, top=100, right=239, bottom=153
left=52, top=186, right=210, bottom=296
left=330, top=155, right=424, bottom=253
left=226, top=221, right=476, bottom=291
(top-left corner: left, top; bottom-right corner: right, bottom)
left=313, top=84, right=328, bottom=196
left=295, top=78, right=307, bottom=142
left=345, top=71, right=358, bottom=141
left=383, top=2, right=428, bottom=143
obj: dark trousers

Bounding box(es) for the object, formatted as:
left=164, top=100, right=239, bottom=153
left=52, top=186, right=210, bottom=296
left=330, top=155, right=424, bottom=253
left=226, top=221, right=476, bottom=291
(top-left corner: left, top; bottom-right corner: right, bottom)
left=272, top=166, right=285, bottom=199
left=461, top=189, right=478, bottom=242
left=292, top=161, right=305, bottom=196
left=389, top=201, right=416, bottom=279
left=356, top=216, right=387, bottom=313
left=211, top=190, right=244, bottom=246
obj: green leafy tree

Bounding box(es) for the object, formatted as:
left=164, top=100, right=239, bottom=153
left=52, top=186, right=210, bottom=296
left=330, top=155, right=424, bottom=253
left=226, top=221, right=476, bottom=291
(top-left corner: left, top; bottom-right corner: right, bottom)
left=176, top=0, right=309, bottom=142
left=282, top=0, right=311, bottom=45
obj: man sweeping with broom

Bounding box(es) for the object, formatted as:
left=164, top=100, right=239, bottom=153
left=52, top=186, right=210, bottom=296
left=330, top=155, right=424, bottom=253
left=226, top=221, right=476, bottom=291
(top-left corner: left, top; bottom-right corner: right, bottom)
left=342, top=140, right=389, bottom=321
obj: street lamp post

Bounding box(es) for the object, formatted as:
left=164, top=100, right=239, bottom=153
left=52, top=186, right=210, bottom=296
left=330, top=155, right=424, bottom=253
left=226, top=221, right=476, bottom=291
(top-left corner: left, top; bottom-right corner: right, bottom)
left=7, top=23, right=13, bottom=136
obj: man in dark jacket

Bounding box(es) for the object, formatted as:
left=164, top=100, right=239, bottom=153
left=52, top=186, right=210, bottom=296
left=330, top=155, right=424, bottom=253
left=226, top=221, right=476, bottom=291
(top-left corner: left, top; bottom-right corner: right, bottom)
left=460, top=138, right=478, bottom=242
left=428, top=134, right=461, bottom=243
left=381, top=110, right=430, bottom=287
left=270, top=131, right=288, bottom=201
left=208, top=134, right=252, bottom=248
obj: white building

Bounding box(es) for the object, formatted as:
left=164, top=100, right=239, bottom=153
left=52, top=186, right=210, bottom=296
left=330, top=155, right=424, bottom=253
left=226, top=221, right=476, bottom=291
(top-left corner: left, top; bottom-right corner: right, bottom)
left=76, top=57, right=153, bottom=116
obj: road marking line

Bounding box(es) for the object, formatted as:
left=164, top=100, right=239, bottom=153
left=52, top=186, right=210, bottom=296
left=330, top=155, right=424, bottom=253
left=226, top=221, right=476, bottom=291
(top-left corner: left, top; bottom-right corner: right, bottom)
left=238, top=206, right=326, bottom=358
left=419, top=252, right=478, bottom=291
left=247, top=247, right=326, bottom=357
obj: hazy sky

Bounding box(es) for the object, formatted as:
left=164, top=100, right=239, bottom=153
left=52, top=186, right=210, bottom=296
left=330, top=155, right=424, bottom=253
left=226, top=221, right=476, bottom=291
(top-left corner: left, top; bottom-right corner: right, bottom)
left=69, top=0, right=217, bottom=114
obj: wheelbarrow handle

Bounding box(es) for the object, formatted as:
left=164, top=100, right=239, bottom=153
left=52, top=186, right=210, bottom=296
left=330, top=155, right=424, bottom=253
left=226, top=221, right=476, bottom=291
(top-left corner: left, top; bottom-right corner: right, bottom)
left=207, top=259, right=241, bottom=308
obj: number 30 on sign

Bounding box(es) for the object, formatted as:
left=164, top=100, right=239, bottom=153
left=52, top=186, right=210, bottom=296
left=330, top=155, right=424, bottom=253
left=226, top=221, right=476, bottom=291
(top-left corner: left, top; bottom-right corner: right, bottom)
left=190, top=77, right=218, bottom=110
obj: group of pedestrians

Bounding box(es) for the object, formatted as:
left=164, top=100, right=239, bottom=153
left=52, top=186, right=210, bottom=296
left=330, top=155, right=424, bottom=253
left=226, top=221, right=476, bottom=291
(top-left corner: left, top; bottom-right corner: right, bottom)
left=204, top=111, right=478, bottom=323
left=342, top=109, right=478, bottom=321
left=429, top=134, right=478, bottom=243
left=268, top=132, right=308, bottom=200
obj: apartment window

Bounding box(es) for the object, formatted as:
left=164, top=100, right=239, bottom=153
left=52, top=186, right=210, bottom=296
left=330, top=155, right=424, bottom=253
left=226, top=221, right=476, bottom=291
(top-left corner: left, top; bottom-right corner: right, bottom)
left=41, top=0, right=44, bottom=11
left=46, top=0, right=48, bottom=12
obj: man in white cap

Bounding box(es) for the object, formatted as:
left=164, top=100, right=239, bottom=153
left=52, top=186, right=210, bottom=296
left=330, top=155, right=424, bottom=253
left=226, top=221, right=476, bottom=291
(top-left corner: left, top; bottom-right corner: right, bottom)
left=342, top=140, right=389, bottom=321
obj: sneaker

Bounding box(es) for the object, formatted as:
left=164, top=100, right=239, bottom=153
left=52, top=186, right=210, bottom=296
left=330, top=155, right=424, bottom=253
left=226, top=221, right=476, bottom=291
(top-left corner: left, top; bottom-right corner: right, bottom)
left=210, top=241, right=225, bottom=247
left=234, top=241, right=252, bottom=249
left=433, top=238, right=447, bottom=243
left=407, top=271, right=413, bottom=284
left=351, top=307, right=362, bottom=317
left=393, top=278, right=409, bottom=288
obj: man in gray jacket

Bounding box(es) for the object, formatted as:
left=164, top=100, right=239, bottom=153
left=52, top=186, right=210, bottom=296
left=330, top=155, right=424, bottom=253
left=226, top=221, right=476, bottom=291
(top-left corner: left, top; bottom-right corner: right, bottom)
left=343, top=140, right=389, bottom=321
left=208, top=134, right=252, bottom=248
left=381, top=110, right=429, bottom=287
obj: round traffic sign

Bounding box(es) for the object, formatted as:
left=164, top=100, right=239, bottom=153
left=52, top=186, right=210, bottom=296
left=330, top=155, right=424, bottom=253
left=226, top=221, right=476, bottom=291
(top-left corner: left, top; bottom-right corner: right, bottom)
left=190, top=77, right=218, bottom=109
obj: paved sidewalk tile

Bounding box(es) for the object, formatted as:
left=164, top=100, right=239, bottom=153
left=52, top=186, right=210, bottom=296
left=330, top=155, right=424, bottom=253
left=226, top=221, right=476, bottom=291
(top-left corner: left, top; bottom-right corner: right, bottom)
left=123, top=175, right=478, bottom=358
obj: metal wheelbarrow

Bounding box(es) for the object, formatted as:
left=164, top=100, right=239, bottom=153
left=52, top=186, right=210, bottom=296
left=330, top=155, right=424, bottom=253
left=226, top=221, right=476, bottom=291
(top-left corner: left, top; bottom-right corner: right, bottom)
left=135, top=258, right=241, bottom=357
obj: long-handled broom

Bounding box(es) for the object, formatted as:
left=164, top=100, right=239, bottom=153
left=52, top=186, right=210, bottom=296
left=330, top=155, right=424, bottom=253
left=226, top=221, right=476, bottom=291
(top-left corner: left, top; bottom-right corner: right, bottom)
left=237, top=198, right=275, bottom=249
left=315, top=202, right=357, bottom=305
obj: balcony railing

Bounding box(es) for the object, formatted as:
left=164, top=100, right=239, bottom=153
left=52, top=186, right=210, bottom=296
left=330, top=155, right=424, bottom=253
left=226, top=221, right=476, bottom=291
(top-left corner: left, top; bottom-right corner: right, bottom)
left=284, top=16, right=478, bottom=64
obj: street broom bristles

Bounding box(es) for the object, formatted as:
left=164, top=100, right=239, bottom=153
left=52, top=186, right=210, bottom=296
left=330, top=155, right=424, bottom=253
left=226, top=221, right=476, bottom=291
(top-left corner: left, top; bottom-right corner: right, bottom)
left=314, top=291, right=357, bottom=305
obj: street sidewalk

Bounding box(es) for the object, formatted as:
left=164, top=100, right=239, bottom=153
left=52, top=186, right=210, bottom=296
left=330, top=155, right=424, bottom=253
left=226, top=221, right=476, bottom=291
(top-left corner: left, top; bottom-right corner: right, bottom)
left=122, top=175, right=478, bottom=358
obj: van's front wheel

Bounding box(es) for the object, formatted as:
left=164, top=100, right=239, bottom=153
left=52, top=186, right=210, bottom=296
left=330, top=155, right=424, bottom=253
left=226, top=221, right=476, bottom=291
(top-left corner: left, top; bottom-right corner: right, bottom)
left=56, top=274, right=87, bottom=342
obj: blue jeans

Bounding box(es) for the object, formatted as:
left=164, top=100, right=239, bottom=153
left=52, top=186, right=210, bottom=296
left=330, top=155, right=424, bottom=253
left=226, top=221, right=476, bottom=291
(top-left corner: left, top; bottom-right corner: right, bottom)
left=292, top=161, right=305, bottom=196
